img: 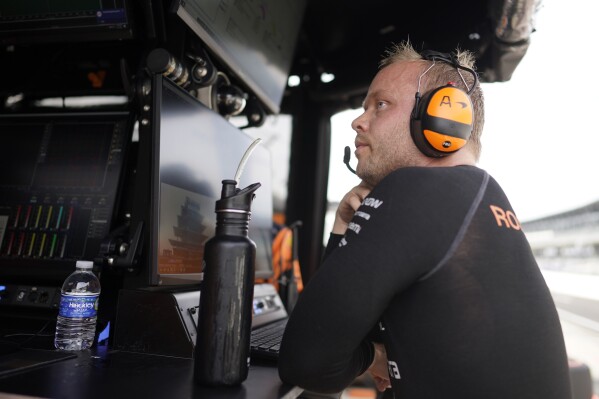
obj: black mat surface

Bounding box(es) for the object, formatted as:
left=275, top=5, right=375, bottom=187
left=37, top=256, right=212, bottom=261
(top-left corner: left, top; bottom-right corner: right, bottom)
left=0, top=347, right=76, bottom=378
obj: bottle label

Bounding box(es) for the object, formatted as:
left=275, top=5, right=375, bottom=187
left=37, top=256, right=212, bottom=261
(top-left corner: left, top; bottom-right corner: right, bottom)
left=58, top=294, right=100, bottom=318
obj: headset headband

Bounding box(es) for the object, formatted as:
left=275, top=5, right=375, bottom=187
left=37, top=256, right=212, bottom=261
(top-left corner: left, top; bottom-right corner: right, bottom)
left=420, top=50, right=479, bottom=95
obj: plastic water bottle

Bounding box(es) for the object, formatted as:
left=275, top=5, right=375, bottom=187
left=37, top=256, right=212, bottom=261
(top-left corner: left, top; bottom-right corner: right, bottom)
left=54, top=260, right=101, bottom=351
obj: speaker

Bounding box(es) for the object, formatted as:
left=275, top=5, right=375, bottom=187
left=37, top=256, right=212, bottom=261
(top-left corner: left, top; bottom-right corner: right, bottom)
left=410, top=51, right=477, bottom=158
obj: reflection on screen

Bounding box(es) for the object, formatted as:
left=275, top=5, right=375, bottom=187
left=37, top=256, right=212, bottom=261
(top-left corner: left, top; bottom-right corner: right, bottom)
left=33, top=122, right=113, bottom=188
left=154, top=79, right=274, bottom=285
left=158, top=183, right=214, bottom=275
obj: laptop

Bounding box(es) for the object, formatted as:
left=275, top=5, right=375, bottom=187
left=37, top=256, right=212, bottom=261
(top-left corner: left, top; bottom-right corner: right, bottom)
left=250, top=283, right=290, bottom=360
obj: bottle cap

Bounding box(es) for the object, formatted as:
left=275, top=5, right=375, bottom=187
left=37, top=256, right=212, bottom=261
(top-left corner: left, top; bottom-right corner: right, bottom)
left=76, top=260, right=94, bottom=269
left=216, top=180, right=261, bottom=213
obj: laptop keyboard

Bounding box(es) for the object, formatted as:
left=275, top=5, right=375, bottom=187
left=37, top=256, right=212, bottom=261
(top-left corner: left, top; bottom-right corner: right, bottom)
left=250, top=318, right=288, bottom=360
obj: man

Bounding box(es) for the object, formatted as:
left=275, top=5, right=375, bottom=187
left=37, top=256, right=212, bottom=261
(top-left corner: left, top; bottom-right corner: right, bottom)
left=278, top=42, right=571, bottom=398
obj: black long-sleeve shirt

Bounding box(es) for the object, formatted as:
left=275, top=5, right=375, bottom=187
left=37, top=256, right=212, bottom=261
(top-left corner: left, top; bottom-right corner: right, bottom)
left=278, top=165, right=571, bottom=398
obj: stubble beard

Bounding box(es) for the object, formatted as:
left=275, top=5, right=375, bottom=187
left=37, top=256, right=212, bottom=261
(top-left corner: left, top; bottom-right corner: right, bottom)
left=357, top=135, right=416, bottom=187
left=356, top=151, right=398, bottom=187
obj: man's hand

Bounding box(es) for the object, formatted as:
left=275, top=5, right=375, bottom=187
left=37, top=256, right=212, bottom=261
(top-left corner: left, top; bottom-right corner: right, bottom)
left=332, top=181, right=373, bottom=234
left=368, top=342, right=391, bottom=392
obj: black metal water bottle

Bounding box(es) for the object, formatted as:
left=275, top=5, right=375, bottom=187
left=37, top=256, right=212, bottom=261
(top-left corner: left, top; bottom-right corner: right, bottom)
left=194, top=179, right=261, bottom=386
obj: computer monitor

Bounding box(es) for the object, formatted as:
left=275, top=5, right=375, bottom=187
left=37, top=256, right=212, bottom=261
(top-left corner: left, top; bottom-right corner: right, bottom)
left=173, top=0, right=306, bottom=114
left=0, top=0, right=133, bottom=44
left=151, top=77, right=274, bottom=285
left=0, top=112, right=131, bottom=284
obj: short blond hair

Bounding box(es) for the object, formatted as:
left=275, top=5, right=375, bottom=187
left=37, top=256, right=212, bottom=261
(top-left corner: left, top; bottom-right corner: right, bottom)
left=380, top=41, right=485, bottom=161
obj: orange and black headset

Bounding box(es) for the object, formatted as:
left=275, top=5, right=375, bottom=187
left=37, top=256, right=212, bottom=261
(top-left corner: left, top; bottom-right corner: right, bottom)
left=410, top=50, right=479, bottom=158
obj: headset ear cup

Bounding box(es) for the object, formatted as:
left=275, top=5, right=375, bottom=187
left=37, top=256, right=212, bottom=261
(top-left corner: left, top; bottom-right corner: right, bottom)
left=411, top=85, right=473, bottom=157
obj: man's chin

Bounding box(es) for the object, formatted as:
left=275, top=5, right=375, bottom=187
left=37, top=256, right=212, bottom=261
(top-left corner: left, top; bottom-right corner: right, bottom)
left=356, top=169, right=379, bottom=187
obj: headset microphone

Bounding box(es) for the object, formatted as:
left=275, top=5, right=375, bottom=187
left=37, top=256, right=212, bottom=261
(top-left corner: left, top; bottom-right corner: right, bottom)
left=344, top=146, right=357, bottom=175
